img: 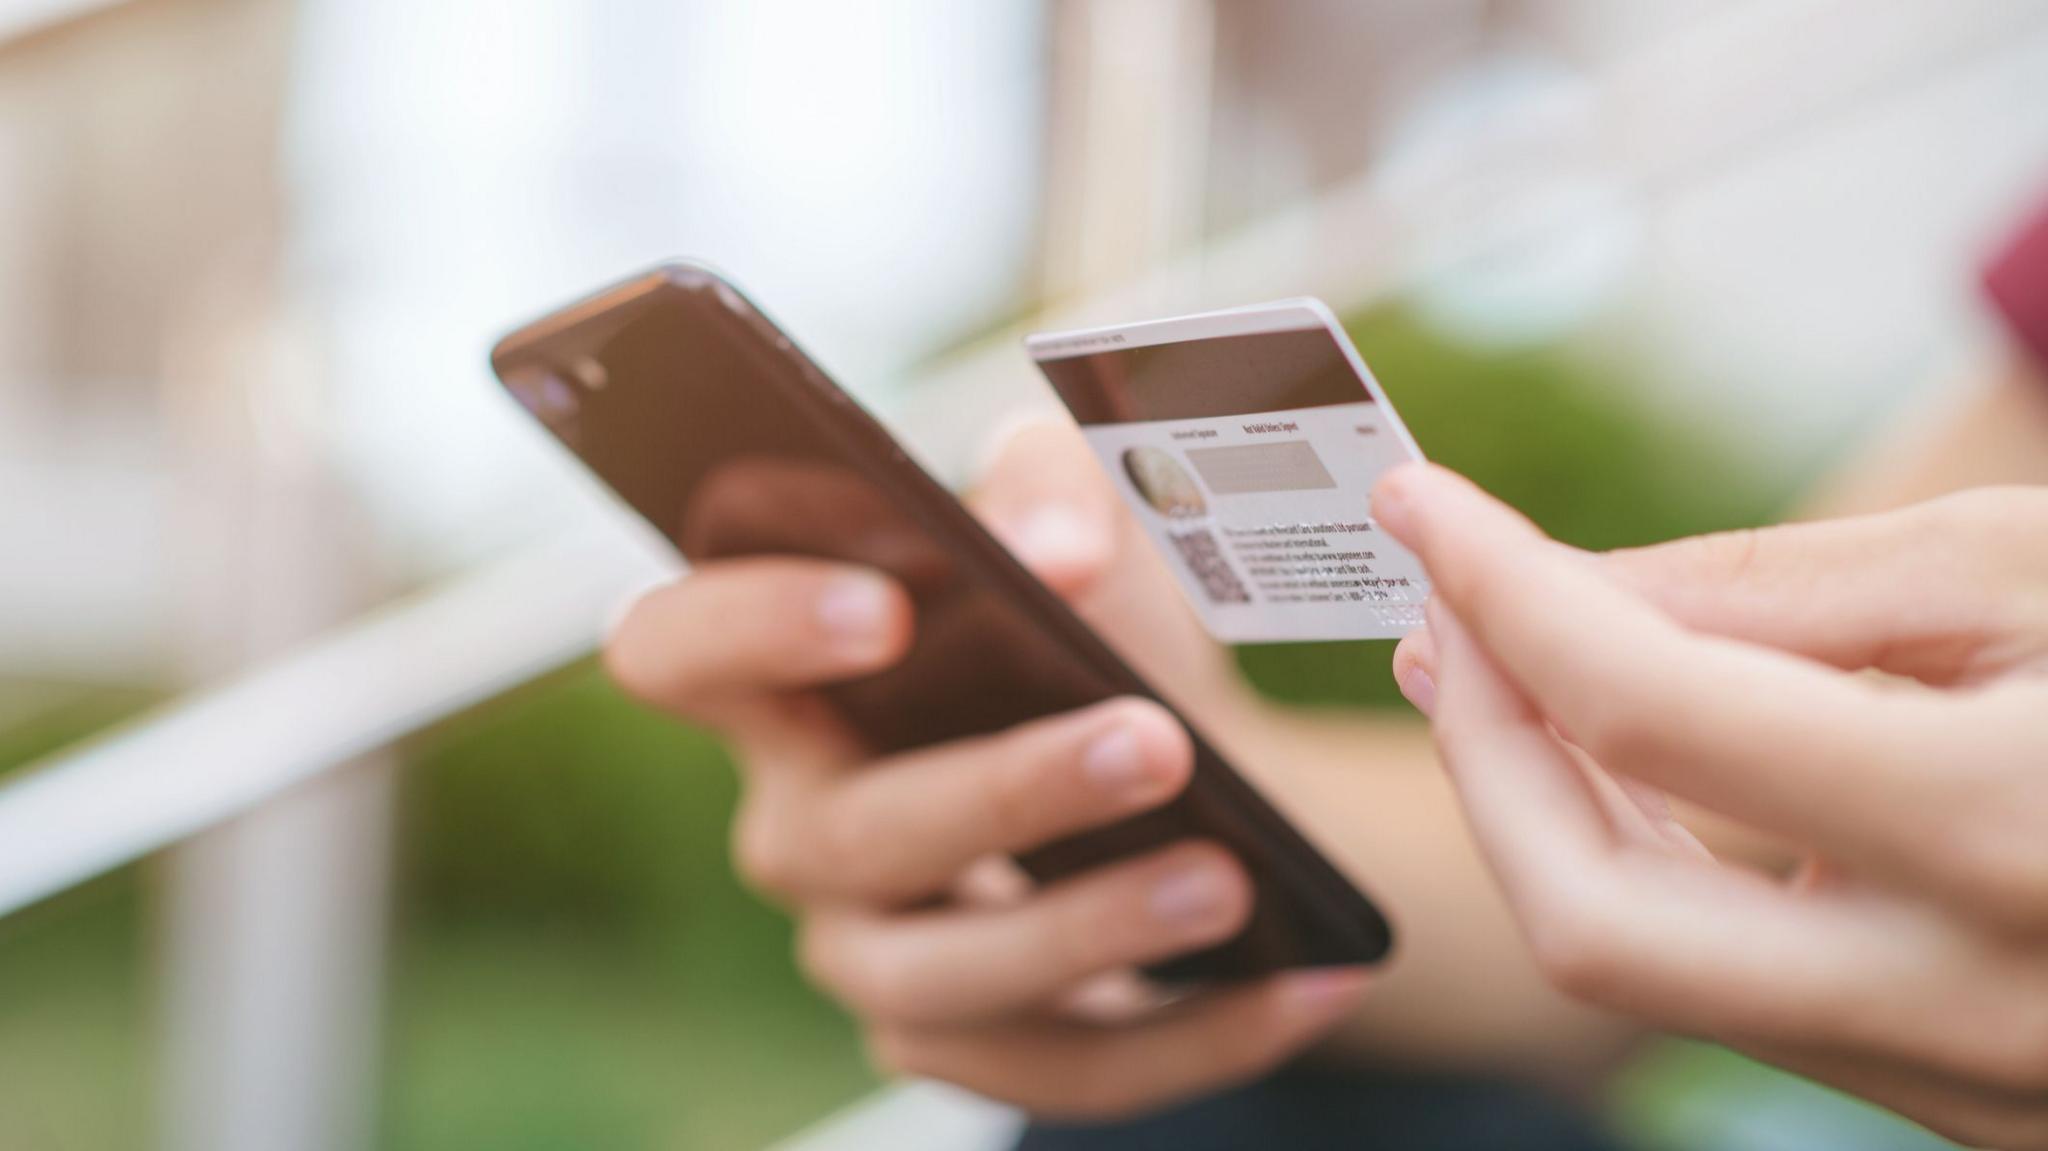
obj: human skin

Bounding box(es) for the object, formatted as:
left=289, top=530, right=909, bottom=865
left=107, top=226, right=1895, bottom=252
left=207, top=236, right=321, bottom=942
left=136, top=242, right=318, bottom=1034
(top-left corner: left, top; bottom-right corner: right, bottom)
left=604, top=358, right=2048, bottom=1119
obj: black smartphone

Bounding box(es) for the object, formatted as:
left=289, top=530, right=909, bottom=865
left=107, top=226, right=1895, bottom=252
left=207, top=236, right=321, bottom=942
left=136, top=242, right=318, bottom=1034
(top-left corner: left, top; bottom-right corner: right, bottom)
left=491, top=263, right=1393, bottom=980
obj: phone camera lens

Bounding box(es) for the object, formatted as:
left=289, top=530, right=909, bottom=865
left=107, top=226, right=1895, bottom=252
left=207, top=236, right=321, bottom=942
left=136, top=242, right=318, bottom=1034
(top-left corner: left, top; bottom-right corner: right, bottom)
left=568, top=357, right=609, bottom=392
left=506, top=365, right=582, bottom=426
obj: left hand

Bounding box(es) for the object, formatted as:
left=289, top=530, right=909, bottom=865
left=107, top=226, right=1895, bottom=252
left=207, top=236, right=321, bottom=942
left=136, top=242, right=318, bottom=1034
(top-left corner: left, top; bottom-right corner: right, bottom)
left=1373, top=464, right=2048, bottom=1150
left=605, top=421, right=1367, bottom=1120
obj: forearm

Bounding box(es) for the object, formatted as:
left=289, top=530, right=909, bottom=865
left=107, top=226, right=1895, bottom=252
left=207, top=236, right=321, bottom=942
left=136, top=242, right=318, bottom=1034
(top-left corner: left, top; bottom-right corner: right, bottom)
left=1222, top=706, right=1640, bottom=1084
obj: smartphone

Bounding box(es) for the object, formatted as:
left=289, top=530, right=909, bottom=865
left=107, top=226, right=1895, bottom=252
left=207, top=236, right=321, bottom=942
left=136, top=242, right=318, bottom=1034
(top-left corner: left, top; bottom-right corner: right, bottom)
left=491, top=263, right=1393, bottom=980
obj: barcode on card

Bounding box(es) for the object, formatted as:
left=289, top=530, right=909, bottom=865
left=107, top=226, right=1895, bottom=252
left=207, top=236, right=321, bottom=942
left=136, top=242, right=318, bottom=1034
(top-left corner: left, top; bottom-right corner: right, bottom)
left=1169, top=529, right=1252, bottom=604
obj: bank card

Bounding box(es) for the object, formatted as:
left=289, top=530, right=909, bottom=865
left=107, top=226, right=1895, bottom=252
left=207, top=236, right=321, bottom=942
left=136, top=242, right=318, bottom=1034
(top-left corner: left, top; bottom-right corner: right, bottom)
left=1026, top=300, right=1430, bottom=642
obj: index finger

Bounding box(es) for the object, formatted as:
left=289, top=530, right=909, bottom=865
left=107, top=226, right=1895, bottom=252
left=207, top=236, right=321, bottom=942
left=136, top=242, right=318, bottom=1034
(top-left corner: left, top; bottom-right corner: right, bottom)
left=605, top=558, right=913, bottom=719
left=1372, top=463, right=1951, bottom=864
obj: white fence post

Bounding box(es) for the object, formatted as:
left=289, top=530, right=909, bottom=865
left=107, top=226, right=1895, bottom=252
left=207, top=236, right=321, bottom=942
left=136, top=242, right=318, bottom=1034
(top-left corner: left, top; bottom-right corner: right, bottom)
left=159, top=756, right=395, bottom=1151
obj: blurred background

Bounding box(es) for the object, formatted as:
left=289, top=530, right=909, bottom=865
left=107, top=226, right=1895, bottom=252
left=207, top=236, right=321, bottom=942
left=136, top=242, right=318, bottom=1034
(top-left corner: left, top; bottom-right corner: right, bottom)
left=1, top=0, right=2045, bottom=1148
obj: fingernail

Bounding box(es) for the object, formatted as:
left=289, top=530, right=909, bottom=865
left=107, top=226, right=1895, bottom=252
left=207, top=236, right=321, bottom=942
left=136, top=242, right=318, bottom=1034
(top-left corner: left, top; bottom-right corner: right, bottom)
left=1081, top=725, right=1151, bottom=792
left=1149, top=862, right=1237, bottom=928
left=1284, top=968, right=1370, bottom=1016
left=815, top=574, right=892, bottom=651
left=1396, top=665, right=1436, bottom=717
left=1004, top=505, right=1110, bottom=572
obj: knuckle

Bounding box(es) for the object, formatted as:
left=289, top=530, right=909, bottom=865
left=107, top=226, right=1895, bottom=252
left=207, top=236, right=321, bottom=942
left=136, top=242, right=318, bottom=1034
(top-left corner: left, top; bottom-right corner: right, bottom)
left=818, top=932, right=918, bottom=1021
left=732, top=800, right=800, bottom=899
left=1572, top=696, right=1664, bottom=770
left=796, top=922, right=908, bottom=1019
left=1685, top=526, right=1768, bottom=587
left=1521, top=887, right=1619, bottom=1002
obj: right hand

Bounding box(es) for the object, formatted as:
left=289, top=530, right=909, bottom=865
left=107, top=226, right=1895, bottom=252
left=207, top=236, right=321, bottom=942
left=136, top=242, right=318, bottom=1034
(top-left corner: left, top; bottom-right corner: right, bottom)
left=604, top=421, right=1371, bottom=1120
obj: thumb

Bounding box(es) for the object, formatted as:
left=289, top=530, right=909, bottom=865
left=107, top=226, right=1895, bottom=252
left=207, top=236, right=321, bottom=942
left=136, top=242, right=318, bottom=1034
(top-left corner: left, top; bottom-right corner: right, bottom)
left=967, top=415, right=1120, bottom=596
left=974, top=416, right=1251, bottom=716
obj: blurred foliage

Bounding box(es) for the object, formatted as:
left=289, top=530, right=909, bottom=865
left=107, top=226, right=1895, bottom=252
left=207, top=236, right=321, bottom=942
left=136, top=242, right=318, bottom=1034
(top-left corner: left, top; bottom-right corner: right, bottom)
left=0, top=302, right=1808, bottom=1149
left=0, top=685, right=158, bottom=1150
left=387, top=665, right=874, bottom=1148
left=0, top=874, right=151, bottom=1151
left=0, top=682, right=159, bottom=780
left=397, top=667, right=758, bottom=940
left=1610, top=1041, right=1961, bottom=1151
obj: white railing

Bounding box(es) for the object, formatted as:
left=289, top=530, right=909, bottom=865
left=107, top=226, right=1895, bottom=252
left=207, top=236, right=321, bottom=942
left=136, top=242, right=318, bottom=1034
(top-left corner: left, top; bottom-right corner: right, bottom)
left=0, top=522, right=672, bottom=918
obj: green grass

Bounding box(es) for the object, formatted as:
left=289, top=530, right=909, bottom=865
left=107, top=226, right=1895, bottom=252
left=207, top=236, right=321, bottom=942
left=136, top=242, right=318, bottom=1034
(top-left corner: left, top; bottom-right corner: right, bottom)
left=382, top=922, right=872, bottom=1150
left=384, top=666, right=877, bottom=1149
left=0, top=874, right=152, bottom=1151
left=0, top=682, right=160, bottom=1148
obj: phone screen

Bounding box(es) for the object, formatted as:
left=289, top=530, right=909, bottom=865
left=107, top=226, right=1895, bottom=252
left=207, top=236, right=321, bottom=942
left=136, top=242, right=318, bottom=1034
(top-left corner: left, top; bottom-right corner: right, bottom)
left=494, top=268, right=1392, bottom=975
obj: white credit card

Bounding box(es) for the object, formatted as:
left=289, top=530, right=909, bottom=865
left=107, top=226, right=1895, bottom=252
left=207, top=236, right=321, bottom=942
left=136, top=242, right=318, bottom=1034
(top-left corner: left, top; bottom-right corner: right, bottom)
left=1026, top=299, right=1430, bottom=643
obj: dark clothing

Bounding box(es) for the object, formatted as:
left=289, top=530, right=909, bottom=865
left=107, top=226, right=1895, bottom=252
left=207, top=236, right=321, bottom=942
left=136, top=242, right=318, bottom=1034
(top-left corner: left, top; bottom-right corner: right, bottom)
left=1016, top=1066, right=1627, bottom=1151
